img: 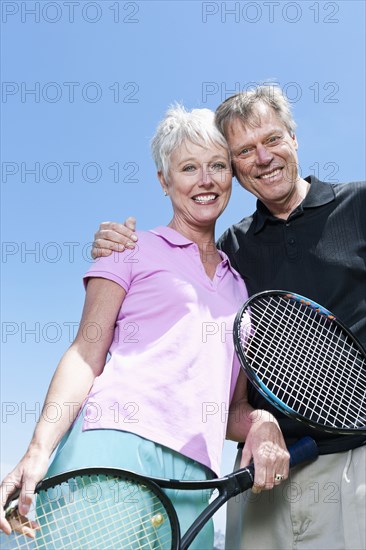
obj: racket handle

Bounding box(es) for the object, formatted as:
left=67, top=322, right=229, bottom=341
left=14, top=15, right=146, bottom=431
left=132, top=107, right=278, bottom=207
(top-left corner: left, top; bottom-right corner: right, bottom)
left=181, top=437, right=318, bottom=549
left=245, top=436, right=318, bottom=482
left=288, top=436, right=319, bottom=467
left=4, top=487, right=21, bottom=511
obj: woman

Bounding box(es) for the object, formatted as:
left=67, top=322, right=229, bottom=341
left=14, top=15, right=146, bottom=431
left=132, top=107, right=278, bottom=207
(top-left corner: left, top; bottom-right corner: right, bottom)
left=0, top=105, right=246, bottom=548
left=0, top=105, right=289, bottom=548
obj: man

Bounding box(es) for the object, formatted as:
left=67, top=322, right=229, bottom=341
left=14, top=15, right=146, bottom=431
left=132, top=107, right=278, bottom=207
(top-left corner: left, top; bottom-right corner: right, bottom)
left=92, top=86, right=366, bottom=550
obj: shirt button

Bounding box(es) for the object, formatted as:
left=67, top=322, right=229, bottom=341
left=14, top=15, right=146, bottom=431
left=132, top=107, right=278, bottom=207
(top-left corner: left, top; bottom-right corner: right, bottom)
left=288, top=238, right=295, bottom=245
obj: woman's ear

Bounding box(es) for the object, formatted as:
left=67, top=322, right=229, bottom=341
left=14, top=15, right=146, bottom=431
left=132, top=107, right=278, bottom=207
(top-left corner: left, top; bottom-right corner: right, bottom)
left=291, top=133, right=299, bottom=150
left=158, top=171, right=169, bottom=196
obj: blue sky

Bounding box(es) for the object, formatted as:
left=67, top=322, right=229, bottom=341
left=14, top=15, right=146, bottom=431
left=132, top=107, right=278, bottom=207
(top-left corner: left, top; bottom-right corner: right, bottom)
left=1, top=0, right=365, bottom=535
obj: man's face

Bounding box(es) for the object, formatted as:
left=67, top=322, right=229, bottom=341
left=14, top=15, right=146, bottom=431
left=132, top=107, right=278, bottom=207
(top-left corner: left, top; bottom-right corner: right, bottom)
left=224, top=103, right=300, bottom=212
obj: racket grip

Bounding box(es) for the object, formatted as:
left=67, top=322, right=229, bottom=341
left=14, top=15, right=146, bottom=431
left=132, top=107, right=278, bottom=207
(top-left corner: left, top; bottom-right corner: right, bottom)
left=288, top=436, right=319, bottom=467
left=4, top=488, right=21, bottom=511
left=244, top=436, right=318, bottom=485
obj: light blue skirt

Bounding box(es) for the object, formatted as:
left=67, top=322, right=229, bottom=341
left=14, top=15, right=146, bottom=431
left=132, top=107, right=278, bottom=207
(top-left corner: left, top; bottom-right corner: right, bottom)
left=37, top=412, right=214, bottom=549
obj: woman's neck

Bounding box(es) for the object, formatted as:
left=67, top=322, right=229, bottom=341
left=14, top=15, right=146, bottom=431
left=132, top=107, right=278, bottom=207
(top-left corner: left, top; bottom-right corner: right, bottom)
left=168, top=219, right=221, bottom=279
left=168, top=219, right=216, bottom=250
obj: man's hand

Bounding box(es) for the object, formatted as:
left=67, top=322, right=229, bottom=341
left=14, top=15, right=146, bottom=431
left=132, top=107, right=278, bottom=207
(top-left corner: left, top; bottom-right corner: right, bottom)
left=92, top=217, right=138, bottom=259
left=241, top=410, right=290, bottom=493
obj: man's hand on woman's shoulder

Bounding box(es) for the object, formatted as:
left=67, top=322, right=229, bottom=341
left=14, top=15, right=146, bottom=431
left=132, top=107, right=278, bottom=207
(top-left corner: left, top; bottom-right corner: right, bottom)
left=92, top=217, right=138, bottom=259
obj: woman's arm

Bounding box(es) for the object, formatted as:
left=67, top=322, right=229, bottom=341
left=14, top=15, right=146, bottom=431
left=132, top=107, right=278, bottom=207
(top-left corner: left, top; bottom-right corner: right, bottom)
left=0, top=277, right=126, bottom=534
left=227, top=370, right=290, bottom=492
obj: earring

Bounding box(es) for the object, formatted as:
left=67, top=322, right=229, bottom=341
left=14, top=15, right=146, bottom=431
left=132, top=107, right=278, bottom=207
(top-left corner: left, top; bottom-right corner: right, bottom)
left=164, top=190, right=168, bottom=196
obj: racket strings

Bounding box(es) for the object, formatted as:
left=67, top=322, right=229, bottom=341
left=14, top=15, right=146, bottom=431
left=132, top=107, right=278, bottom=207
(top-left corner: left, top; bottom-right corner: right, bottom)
left=262, top=305, right=365, bottom=425
left=39, top=491, right=170, bottom=548
left=248, top=313, right=332, bottom=415
left=240, top=296, right=366, bottom=430
left=247, top=298, right=364, bottom=396
left=2, top=474, right=174, bottom=549
left=249, top=299, right=360, bottom=367
left=278, top=301, right=362, bottom=415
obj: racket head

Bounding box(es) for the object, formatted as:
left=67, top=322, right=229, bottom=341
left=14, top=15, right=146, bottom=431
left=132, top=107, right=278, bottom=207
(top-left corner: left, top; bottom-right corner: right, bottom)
left=2, top=467, right=180, bottom=550
left=234, top=290, right=366, bottom=435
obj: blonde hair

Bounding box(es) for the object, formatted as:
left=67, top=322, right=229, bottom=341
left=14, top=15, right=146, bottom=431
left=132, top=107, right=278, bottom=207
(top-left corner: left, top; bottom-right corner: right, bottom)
left=215, top=85, right=297, bottom=137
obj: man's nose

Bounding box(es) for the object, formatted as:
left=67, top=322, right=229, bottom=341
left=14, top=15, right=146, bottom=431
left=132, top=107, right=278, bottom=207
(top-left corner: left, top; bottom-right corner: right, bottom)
left=255, top=144, right=273, bottom=165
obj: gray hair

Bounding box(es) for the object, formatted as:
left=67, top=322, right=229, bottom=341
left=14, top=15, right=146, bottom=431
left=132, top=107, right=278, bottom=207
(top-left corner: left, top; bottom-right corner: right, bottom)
left=151, top=104, right=228, bottom=178
left=215, top=85, right=297, bottom=137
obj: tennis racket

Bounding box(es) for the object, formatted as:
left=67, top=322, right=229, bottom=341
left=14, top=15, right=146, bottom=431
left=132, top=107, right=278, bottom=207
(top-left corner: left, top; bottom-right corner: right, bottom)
left=234, top=290, right=366, bottom=435
left=2, top=436, right=317, bottom=550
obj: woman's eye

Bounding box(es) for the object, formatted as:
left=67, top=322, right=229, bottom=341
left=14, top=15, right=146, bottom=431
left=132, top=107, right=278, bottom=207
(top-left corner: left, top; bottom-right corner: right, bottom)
left=182, top=165, right=196, bottom=172
left=211, top=162, right=227, bottom=171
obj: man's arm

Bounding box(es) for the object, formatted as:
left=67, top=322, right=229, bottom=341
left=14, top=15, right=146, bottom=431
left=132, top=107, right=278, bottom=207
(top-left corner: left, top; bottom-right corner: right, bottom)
left=92, top=217, right=138, bottom=258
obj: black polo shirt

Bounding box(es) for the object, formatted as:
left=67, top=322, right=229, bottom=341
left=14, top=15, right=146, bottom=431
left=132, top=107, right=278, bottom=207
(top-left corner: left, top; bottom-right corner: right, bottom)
left=218, top=176, right=366, bottom=453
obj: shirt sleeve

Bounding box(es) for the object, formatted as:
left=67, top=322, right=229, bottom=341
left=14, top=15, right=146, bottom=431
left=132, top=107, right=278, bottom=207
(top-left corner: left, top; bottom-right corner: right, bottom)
left=83, top=249, right=133, bottom=293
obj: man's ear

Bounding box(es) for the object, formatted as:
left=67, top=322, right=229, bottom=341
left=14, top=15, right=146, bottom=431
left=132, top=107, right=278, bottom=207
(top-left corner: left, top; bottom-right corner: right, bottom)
left=158, top=171, right=169, bottom=195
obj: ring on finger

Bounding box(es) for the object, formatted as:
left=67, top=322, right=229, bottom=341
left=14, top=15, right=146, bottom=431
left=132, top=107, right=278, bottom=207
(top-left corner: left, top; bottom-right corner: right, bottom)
left=274, top=473, right=285, bottom=482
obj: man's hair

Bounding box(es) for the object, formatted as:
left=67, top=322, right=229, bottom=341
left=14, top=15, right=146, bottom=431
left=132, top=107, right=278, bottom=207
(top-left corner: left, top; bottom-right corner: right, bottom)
left=151, top=104, right=228, bottom=178
left=215, top=85, right=297, bottom=137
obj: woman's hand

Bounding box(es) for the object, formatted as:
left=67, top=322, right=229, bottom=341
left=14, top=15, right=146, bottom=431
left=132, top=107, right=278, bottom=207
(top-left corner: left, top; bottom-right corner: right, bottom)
left=5, top=508, right=39, bottom=539
left=241, top=410, right=290, bottom=493
left=92, top=217, right=138, bottom=258
left=0, top=449, right=49, bottom=537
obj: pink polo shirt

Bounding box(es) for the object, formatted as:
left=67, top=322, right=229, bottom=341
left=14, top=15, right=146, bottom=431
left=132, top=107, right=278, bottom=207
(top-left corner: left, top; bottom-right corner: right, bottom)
left=82, top=226, right=248, bottom=475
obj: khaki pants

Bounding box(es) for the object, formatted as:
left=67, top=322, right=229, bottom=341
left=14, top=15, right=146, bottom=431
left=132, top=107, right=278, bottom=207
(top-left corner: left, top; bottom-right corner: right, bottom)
left=225, top=445, right=366, bottom=550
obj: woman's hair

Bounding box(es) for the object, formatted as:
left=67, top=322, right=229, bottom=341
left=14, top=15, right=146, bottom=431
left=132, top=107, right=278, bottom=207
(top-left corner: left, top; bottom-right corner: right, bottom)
left=215, top=85, right=297, bottom=137
left=151, top=104, right=229, bottom=178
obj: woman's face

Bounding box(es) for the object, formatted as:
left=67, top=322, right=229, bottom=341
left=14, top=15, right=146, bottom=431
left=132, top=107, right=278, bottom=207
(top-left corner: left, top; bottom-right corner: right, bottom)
left=160, top=140, right=232, bottom=232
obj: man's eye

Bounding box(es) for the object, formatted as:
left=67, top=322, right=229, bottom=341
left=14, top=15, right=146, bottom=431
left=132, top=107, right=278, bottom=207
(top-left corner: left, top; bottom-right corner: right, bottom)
left=267, top=135, right=282, bottom=144
left=238, top=148, right=251, bottom=156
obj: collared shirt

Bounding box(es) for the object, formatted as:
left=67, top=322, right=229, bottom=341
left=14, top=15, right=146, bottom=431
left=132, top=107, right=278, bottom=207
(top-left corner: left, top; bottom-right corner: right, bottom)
left=218, top=177, right=366, bottom=452
left=83, top=226, right=248, bottom=475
